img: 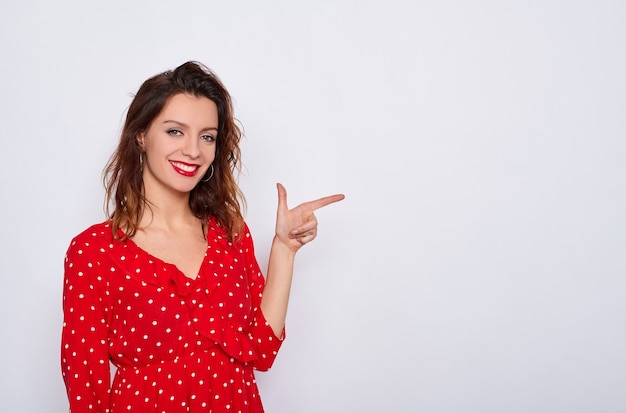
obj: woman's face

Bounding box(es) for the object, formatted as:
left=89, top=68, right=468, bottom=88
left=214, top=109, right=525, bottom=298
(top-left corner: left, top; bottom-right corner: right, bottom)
left=138, top=93, right=218, bottom=197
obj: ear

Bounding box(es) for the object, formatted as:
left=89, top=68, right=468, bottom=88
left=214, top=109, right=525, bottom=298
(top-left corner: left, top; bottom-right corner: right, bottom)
left=136, top=131, right=146, bottom=149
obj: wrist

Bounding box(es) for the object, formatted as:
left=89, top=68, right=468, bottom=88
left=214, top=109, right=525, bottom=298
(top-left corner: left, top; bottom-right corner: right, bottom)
left=271, top=235, right=298, bottom=258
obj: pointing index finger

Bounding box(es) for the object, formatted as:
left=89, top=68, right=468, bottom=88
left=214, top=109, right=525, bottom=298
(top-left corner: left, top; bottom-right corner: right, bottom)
left=304, top=194, right=345, bottom=212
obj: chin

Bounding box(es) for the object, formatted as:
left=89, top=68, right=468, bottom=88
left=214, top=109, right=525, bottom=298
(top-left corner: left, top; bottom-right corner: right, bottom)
left=170, top=182, right=201, bottom=194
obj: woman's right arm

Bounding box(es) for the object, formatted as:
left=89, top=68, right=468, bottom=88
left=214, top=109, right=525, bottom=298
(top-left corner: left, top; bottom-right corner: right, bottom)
left=61, top=236, right=111, bottom=413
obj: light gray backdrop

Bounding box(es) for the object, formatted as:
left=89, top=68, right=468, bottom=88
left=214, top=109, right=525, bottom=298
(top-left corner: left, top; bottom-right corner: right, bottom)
left=1, top=1, right=625, bottom=412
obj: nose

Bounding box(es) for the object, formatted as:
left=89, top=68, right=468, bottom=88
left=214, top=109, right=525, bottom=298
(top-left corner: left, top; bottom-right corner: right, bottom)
left=181, top=136, right=200, bottom=159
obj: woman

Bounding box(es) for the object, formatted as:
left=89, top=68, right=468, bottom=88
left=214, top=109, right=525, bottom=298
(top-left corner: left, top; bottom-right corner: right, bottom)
left=61, top=61, right=344, bottom=413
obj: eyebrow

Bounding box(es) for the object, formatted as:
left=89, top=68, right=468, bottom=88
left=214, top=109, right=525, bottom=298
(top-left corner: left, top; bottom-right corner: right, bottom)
left=162, top=120, right=218, bottom=132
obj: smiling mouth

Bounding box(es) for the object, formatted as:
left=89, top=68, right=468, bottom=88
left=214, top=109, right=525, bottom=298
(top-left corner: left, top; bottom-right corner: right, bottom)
left=169, top=161, right=200, bottom=176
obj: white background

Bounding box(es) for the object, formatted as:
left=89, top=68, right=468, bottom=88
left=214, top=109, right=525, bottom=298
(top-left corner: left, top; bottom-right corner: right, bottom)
left=1, top=1, right=625, bottom=412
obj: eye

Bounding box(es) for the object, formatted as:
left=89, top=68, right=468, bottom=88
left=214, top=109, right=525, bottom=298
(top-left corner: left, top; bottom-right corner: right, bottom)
left=167, top=129, right=183, bottom=136
left=200, top=134, right=216, bottom=143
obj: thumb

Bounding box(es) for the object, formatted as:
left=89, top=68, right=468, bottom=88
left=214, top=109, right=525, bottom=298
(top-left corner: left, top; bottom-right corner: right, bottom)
left=276, top=182, right=288, bottom=211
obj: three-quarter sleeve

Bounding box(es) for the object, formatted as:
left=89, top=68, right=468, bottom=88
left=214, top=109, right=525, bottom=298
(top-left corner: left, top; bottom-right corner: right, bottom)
left=241, top=227, right=284, bottom=371
left=61, top=236, right=112, bottom=413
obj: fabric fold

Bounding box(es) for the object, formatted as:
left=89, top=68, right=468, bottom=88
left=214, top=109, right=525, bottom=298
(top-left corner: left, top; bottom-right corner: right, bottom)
left=189, top=299, right=258, bottom=362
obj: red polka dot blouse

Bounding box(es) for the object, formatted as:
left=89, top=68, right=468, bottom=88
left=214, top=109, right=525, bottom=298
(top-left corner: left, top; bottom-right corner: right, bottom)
left=61, top=218, right=284, bottom=413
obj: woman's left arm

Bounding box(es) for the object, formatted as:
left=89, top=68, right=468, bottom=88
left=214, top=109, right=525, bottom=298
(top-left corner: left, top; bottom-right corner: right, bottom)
left=261, top=183, right=344, bottom=337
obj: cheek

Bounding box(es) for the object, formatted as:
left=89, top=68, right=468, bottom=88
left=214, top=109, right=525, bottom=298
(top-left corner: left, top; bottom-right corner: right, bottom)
left=142, top=143, right=161, bottom=164
left=144, top=137, right=175, bottom=157
left=204, top=145, right=217, bottom=162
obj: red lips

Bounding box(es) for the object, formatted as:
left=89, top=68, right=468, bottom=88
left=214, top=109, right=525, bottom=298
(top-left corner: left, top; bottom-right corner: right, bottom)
left=169, top=161, right=200, bottom=177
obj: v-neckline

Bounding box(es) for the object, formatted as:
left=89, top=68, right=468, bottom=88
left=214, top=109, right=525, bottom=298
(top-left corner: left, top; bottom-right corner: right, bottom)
left=120, top=228, right=209, bottom=281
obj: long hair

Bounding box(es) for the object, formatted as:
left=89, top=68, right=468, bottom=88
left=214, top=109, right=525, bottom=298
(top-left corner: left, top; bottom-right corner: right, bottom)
left=104, top=61, right=245, bottom=240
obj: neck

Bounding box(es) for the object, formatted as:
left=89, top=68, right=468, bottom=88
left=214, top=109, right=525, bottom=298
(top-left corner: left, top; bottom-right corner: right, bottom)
left=139, top=182, right=198, bottom=232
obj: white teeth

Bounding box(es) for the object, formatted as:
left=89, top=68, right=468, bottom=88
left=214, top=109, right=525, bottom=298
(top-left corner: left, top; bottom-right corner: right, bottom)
left=171, top=161, right=198, bottom=172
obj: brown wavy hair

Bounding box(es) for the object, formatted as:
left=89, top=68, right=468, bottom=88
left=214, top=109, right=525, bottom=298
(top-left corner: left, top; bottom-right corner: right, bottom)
left=104, top=61, right=245, bottom=241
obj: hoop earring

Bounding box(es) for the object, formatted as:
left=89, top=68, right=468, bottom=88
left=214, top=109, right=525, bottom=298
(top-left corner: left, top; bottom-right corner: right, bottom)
left=201, top=164, right=214, bottom=182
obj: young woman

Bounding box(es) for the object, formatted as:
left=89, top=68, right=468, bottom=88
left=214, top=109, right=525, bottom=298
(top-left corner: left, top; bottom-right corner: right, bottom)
left=61, top=61, right=344, bottom=413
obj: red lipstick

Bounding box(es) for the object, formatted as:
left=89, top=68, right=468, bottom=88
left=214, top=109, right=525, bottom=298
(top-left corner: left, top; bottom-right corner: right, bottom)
left=169, top=161, right=200, bottom=177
